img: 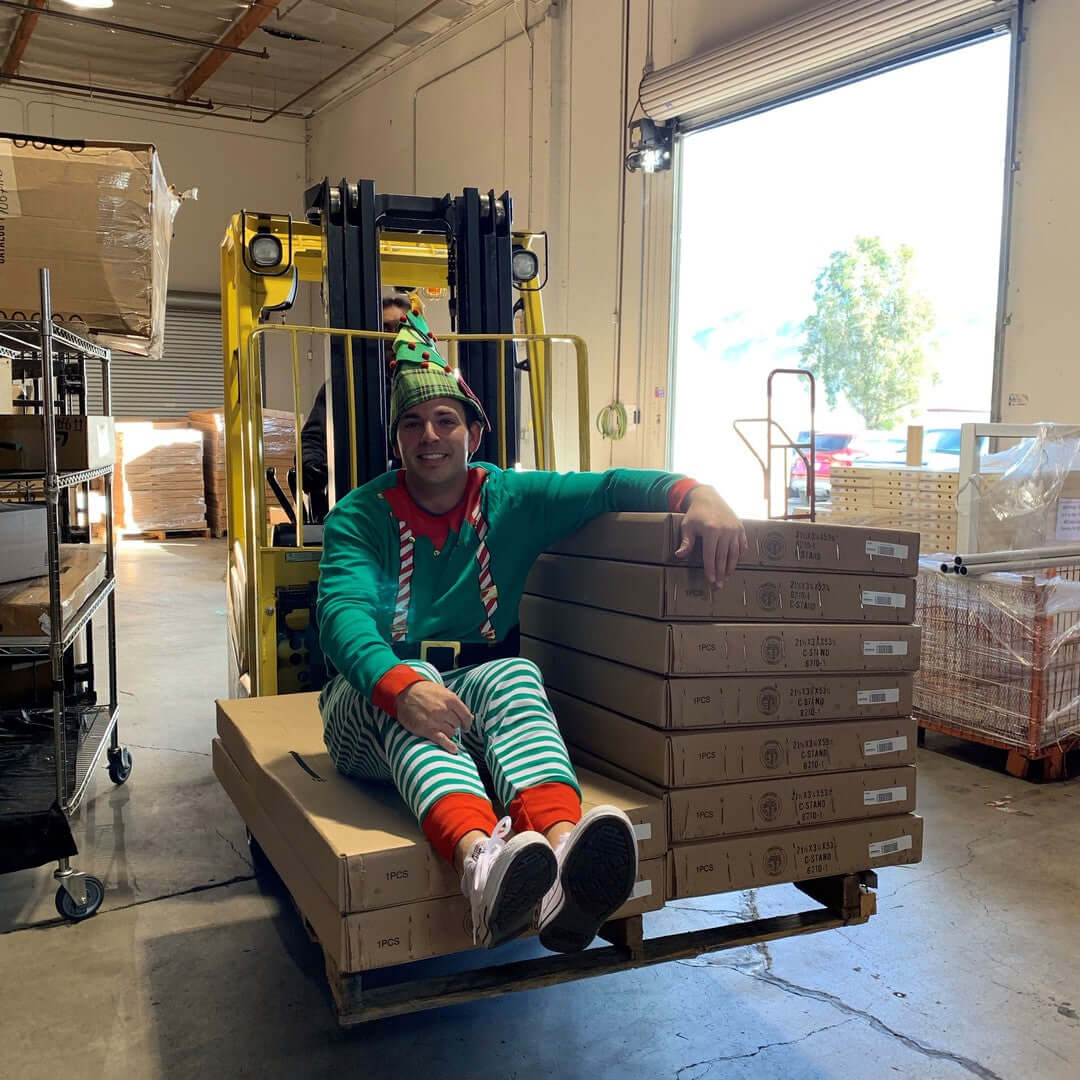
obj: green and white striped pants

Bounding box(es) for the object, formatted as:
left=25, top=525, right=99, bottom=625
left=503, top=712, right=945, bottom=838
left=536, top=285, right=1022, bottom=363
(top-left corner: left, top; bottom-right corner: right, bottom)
left=319, top=656, right=580, bottom=824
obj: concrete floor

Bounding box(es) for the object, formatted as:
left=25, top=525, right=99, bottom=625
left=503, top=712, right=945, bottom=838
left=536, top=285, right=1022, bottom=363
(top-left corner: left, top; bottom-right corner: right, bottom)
left=2, top=540, right=1078, bottom=1080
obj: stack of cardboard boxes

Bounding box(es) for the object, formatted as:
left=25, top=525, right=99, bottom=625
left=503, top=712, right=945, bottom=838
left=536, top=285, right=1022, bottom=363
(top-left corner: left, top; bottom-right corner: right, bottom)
left=521, top=515, right=924, bottom=901
left=113, top=421, right=208, bottom=534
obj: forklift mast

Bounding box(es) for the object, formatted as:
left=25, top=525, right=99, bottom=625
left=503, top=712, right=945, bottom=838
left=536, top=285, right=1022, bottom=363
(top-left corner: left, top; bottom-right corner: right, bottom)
left=305, top=180, right=518, bottom=504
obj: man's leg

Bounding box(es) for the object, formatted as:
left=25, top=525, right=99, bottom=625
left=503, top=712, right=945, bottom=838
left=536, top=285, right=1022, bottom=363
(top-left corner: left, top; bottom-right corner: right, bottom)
left=320, top=663, right=556, bottom=946
left=447, top=657, right=639, bottom=952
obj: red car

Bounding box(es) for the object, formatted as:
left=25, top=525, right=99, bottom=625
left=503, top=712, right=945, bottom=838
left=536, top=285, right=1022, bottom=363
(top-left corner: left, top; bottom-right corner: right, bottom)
left=788, top=432, right=862, bottom=498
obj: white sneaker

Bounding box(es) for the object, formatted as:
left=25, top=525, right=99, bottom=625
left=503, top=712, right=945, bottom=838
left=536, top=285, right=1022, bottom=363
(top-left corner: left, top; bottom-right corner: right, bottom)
left=461, top=817, right=557, bottom=948
left=538, top=804, right=639, bottom=954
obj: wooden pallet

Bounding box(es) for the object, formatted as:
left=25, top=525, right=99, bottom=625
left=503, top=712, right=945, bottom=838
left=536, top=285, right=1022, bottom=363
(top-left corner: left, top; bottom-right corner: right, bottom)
left=120, top=527, right=213, bottom=541
left=314, top=871, right=877, bottom=1026
left=916, top=711, right=1077, bottom=780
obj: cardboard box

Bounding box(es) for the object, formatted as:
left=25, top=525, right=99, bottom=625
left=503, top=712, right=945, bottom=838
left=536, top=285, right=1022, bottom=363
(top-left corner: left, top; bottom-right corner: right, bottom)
left=520, top=596, right=922, bottom=675
left=551, top=514, right=920, bottom=576
left=215, top=692, right=667, bottom=913
left=523, top=636, right=914, bottom=729
left=0, top=138, right=174, bottom=357
left=551, top=689, right=917, bottom=787
left=0, top=415, right=115, bottom=473
left=526, top=554, right=916, bottom=624
left=0, top=503, right=47, bottom=583
left=668, top=814, right=923, bottom=899
left=0, top=544, right=106, bottom=638
left=213, top=738, right=664, bottom=973
left=570, top=748, right=916, bottom=842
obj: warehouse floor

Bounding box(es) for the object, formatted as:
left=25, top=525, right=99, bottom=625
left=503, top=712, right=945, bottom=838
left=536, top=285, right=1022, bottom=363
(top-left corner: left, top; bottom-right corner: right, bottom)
left=1, top=541, right=1078, bottom=1080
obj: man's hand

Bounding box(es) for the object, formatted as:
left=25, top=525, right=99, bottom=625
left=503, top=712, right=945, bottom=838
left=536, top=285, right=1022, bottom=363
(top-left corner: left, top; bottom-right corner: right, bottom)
left=396, top=680, right=474, bottom=754
left=675, top=486, right=748, bottom=586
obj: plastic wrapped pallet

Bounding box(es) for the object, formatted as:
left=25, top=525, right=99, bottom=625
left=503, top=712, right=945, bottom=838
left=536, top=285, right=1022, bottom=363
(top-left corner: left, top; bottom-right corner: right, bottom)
left=188, top=408, right=297, bottom=536
left=114, top=421, right=206, bottom=534
left=0, top=136, right=181, bottom=358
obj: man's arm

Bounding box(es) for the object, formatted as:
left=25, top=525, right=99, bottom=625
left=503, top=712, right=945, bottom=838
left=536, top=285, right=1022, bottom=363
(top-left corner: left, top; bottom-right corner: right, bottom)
left=300, top=384, right=328, bottom=495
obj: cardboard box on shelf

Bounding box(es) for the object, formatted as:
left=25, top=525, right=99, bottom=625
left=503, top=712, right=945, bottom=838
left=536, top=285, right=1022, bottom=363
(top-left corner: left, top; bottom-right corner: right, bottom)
left=668, top=814, right=923, bottom=899
left=550, top=514, right=920, bottom=576
left=0, top=415, right=115, bottom=473
left=0, top=544, right=105, bottom=638
left=524, top=636, right=914, bottom=729
left=570, top=748, right=916, bottom=843
left=520, top=595, right=922, bottom=675
left=551, top=689, right=917, bottom=787
left=215, top=692, right=666, bottom=914
left=0, top=503, right=47, bottom=584
left=0, top=138, right=175, bottom=357
left=526, top=554, right=916, bottom=624
left=213, top=739, right=664, bottom=973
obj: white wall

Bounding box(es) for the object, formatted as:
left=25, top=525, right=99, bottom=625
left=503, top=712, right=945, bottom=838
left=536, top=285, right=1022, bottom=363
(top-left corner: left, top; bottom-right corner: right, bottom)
left=0, top=90, right=306, bottom=294
left=308, top=0, right=1080, bottom=466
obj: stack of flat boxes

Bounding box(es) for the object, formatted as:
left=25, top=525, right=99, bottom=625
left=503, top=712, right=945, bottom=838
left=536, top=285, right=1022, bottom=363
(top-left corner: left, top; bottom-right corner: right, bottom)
left=521, top=515, right=924, bottom=901
left=823, top=467, right=959, bottom=554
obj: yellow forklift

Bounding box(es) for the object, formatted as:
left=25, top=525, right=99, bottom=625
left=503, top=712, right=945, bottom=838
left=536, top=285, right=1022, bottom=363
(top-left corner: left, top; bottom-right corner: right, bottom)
left=219, top=181, right=590, bottom=700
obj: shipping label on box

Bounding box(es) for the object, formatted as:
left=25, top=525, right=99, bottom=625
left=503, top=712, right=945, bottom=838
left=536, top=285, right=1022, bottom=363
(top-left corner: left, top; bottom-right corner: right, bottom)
left=667, top=814, right=924, bottom=899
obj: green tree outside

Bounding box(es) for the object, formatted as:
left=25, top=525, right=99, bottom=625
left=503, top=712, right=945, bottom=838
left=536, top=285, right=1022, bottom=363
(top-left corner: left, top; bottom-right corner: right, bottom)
left=800, top=236, right=935, bottom=430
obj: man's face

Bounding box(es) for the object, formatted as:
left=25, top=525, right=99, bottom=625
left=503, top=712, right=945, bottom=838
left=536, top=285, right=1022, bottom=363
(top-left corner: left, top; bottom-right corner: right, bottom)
left=395, top=397, right=481, bottom=488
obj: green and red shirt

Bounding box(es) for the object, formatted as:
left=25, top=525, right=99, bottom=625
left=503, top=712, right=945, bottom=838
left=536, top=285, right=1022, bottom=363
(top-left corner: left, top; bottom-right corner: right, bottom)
left=317, top=464, right=696, bottom=714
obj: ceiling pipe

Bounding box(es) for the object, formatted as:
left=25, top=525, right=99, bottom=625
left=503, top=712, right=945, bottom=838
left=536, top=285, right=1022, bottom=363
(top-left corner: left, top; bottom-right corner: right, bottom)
left=0, top=70, right=217, bottom=109
left=0, top=0, right=270, bottom=58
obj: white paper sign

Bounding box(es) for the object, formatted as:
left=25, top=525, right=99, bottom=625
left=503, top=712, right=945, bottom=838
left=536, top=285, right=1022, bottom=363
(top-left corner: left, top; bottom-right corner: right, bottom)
left=630, top=879, right=653, bottom=900
left=863, top=640, right=909, bottom=656
left=1056, top=499, right=1080, bottom=541
left=866, top=540, right=909, bottom=559
left=857, top=688, right=901, bottom=706
left=864, top=736, right=909, bottom=756
left=869, top=835, right=914, bottom=859
left=633, top=823, right=652, bottom=841
left=862, top=591, right=908, bottom=609
left=864, top=786, right=908, bottom=806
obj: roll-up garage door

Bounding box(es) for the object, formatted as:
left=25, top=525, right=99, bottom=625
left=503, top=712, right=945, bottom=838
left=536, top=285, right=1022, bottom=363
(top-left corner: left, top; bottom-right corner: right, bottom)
left=85, top=305, right=222, bottom=418
left=640, top=0, right=1016, bottom=128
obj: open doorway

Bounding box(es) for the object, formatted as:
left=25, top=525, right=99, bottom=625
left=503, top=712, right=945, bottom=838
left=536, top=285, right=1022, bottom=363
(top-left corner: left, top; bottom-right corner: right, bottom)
left=669, top=33, right=1013, bottom=519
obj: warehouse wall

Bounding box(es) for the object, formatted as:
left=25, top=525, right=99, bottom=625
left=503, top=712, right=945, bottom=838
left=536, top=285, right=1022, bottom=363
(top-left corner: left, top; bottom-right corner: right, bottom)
left=0, top=90, right=306, bottom=294
left=309, top=0, right=1080, bottom=466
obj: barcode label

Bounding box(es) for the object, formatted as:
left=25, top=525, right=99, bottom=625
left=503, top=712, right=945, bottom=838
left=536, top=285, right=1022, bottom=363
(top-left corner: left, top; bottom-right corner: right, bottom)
left=866, top=540, right=909, bottom=559
left=862, top=590, right=908, bottom=609
left=869, top=835, right=914, bottom=859
left=857, top=688, right=901, bottom=706
left=864, top=786, right=908, bottom=806
left=864, top=736, right=909, bottom=755
left=864, top=640, right=909, bottom=656
left=631, top=879, right=653, bottom=899
left=633, top=823, right=652, bottom=842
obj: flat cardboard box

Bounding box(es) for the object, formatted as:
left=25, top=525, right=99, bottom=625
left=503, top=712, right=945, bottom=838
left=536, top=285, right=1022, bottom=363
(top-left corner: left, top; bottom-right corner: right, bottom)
left=523, top=636, right=914, bottom=729
left=570, top=748, right=916, bottom=842
left=0, top=416, right=115, bottom=473
left=0, top=138, right=173, bottom=357
left=526, top=554, right=916, bottom=624
left=213, top=739, right=664, bottom=973
left=0, top=503, right=47, bottom=583
left=520, top=595, right=922, bottom=675
left=215, top=692, right=666, bottom=913
left=550, top=514, right=920, bottom=577
left=668, top=814, right=924, bottom=899
left=550, top=689, right=917, bottom=787
left=0, top=544, right=105, bottom=638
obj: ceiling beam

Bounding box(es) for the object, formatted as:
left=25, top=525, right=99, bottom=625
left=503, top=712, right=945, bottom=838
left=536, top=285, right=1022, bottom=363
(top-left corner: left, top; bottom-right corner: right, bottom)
left=2, top=0, right=45, bottom=78
left=177, top=0, right=282, bottom=101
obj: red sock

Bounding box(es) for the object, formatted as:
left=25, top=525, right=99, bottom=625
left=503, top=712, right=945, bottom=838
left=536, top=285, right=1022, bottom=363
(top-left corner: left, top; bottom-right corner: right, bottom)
left=422, top=793, right=499, bottom=865
left=508, top=782, right=582, bottom=836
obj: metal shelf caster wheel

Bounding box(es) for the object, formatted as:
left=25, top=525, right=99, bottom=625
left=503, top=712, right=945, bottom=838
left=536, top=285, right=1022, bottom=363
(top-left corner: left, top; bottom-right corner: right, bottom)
left=107, top=746, right=133, bottom=785
left=55, top=876, right=104, bottom=922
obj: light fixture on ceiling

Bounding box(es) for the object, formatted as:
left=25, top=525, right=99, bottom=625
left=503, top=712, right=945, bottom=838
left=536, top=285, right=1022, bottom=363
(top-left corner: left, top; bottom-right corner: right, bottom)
left=61, top=0, right=114, bottom=10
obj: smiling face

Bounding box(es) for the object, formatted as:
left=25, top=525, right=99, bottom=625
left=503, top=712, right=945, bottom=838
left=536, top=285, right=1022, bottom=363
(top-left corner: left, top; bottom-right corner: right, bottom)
left=395, top=397, right=483, bottom=503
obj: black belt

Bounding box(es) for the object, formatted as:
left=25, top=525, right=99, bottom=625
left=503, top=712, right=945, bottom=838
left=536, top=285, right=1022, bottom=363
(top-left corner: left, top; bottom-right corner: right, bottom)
left=393, top=626, right=520, bottom=673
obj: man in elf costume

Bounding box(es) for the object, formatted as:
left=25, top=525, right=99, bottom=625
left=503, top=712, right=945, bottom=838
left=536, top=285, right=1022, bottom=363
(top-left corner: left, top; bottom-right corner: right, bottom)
left=317, top=300, right=746, bottom=952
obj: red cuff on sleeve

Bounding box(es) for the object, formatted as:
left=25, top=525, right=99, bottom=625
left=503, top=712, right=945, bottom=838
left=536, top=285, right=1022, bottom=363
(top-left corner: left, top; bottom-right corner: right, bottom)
left=667, top=477, right=700, bottom=513
left=372, top=664, right=428, bottom=716
left=422, top=793, right=499, bottom=864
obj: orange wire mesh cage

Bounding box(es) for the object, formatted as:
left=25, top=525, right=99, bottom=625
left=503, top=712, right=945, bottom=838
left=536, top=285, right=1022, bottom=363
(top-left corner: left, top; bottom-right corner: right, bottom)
left=914, top=561, right=1080, bottom=759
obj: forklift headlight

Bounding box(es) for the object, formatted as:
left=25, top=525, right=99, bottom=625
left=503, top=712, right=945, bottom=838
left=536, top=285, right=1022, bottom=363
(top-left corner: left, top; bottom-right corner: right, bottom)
left=249, top=233, right=283, bottom=269
left=511, top=247, right=539, bottom=283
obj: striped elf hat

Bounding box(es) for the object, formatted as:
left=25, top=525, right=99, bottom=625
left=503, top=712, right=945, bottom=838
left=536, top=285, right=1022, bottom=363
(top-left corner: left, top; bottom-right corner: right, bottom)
left=388, top=302, right=490, bottom=438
